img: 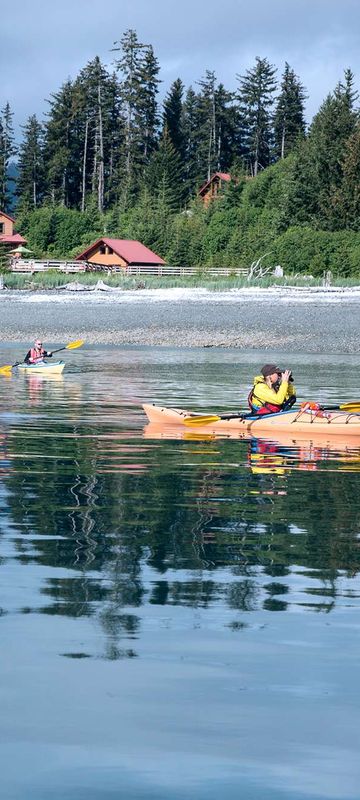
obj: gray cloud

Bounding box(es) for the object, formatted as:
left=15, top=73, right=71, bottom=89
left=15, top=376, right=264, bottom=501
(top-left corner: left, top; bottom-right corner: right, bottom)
left=2, top=0, right=360, bottom=135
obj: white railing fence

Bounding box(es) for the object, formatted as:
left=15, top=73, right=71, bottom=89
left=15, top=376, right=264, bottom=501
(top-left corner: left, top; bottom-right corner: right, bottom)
left=9, top=259, right=249, bottom=277
left=10, top=260, right=88, bottom=273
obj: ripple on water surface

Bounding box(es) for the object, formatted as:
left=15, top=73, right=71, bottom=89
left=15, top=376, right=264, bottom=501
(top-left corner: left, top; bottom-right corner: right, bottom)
left=0, top=345, right=360, bottom=800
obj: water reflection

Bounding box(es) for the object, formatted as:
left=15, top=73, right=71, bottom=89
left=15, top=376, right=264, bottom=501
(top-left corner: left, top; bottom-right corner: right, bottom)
left=0, top=405, right=359, bottom=653
left=1, top=346, right=360, bottom=799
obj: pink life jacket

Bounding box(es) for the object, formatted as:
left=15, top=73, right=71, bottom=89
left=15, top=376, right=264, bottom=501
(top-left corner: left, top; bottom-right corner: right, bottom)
left=29, top=347, right=45, bottom=363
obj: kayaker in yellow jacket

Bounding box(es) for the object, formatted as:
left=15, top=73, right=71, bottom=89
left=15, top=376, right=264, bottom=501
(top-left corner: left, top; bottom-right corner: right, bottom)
left=248, top=363, right=296, bottom=415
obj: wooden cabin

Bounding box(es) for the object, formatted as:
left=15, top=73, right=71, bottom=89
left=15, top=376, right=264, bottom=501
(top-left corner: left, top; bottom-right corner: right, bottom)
left=0, top=211, right=27, bottom=247
left=198, top=172, right=231, bottom=205
left=76, top=238, right=166, bottom=269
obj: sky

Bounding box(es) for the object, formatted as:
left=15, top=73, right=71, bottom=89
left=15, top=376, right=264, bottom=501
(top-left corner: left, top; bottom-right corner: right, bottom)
left=2, top=0, right=360, bottom=136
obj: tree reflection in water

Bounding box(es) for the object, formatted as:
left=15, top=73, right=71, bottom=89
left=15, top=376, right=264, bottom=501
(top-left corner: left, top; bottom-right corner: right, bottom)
left=1, top=409, right=360, bottom=658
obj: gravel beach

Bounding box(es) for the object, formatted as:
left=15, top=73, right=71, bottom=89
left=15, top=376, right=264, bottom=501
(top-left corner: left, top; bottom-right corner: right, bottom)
left=0, top=287, right=359, bottom=353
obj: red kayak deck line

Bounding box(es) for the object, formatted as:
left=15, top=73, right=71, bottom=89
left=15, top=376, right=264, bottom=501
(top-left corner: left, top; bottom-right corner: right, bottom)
left=142, top=404, right=360, bottom=441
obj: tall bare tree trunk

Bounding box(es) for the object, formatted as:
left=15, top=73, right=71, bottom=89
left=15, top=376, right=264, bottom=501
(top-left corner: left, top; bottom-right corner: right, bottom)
left=92, top=122, right=99, bottom=198
left=98, top=83, right=104, bottom=212
left=281, top=125, right=286, bottom=159
left=81, top=117, right=89, bottom=212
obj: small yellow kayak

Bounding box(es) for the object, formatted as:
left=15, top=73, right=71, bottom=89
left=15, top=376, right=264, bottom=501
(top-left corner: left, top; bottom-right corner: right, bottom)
left=17, top=360, right=65, bottom=375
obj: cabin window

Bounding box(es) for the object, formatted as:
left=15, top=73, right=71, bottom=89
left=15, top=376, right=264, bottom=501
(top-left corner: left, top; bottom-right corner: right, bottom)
left=107, top=247, right=113, bottom=254
left=0, top=222, right=4, bottom=234
left=99, top=245, right=106, bottom=254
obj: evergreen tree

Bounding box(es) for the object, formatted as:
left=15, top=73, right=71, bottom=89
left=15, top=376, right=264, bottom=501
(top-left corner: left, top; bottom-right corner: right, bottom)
left=76, top=57, right=123, bottom=212
left=44, top=79, right=78, bottom=207
left=79, top=57, right=109, bottom=213
left=145, top=128, right=184, bottom=210
left=105, top=72, right=125, bottom=208
left=287, top=76, right=358, bottom=229
left=163, top=78, right=185, bottom=159
left=237, top=57, right=277, bottom=175
left=182, top=86, right=199, bottom=197
left=17, top=115, right=45, bottom=210
left=182, top=75, right=237, bottom=194
left=113, top=29, right=159, bottom=200
left=0, top=116, right=4, bottom=209
left=309, top=83, right=357, bottom=226
left=0, top=102, right=16, bottom=211
left=0, top=240, right=10, bottom=271
left=137, top=45, right=161, bottom=163
left=194, top=74, right=238, bottom=180
left=274, top=63, right=307, bottom=159
left=336, top=67, right=359, bottom=108
left=214, top=83, right=239, bottom=171
left=331, top=125, right=360, bottom=230
left=195, top=70, right=218, bottom=180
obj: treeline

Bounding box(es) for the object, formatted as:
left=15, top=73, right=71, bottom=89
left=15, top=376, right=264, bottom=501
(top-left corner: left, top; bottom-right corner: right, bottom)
left=2, top=30, right=360, bottom=274
left=0, top=30, right=308, bottom=212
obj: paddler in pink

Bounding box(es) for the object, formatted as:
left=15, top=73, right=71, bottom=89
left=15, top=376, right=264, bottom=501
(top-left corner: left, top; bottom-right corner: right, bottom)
left=24, top=339, right=53, bottom=364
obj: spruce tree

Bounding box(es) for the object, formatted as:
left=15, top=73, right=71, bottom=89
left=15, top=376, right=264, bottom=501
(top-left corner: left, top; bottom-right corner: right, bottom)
left=0, top=103, right=16, bottom=211
left=336, top=68, right=359, bottom=108
left=0, top=116, right=4, bottom=209
left=331, top=125, right=360, bottom=230
left=17, top=115, right=45, bottom=210
left=274, top=63, right=307, bottom=159
left=310, top=85, right=357, bottom=225
left=214, top=83, right=239, bottom=171
left=76, top=56, right=122, bottom=212
left=287, top=74, right=358, bottom=229
left=163, top=78, right=185, bottom=159
left=44, top=80, right=77, bottom=207
left=105, top=72, right=124, bottom=208
left=145, top=128, right=184, bottom=210
left=137, top=45, right=160, bottom=163
left=182, top=74, right=237, bottom=194
left=182, top=86, right=199, bottom=197
left=195, top=70, right=218, bottom=180
left=237, top=57, right=277, bottom=175
left=113, top=29, right=159, bottom=200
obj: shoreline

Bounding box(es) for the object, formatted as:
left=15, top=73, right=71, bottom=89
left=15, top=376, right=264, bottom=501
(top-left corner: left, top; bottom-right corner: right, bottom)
left=1, top=287, right=360, bottom=353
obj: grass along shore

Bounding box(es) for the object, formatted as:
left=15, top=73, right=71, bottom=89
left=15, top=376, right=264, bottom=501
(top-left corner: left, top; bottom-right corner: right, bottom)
left=2, top=271, right=360, bottom=291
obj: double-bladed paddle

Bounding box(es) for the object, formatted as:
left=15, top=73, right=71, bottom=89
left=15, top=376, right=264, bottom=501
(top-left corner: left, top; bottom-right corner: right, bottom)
left=0, top=339, right=84, bottom=376
left=183, top=402, right=360, bottom=426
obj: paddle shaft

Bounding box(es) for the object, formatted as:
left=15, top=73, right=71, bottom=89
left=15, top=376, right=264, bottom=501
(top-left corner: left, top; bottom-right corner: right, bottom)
left=184, top=402, right=360, bottom=426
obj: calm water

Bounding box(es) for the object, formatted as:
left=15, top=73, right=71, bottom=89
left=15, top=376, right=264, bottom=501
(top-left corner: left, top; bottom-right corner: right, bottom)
left=0, top=345, right=360, bottom=800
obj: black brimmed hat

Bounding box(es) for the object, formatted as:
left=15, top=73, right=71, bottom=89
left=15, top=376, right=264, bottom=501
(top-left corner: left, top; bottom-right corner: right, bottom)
left=261, top=363, right=281, bottom=378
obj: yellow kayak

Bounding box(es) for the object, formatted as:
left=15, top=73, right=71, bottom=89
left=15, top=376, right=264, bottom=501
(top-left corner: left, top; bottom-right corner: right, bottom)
left=17, top=360, right=65, bottom=375
left=142, top=403, right=360, bottom=443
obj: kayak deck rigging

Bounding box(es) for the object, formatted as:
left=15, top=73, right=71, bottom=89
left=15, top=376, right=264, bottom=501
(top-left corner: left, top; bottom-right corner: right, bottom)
left=142, top=403, right=360, bottom=439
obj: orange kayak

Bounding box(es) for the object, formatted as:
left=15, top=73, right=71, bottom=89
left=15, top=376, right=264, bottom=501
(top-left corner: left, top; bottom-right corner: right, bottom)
left=142, top=403, right=360, bottom=442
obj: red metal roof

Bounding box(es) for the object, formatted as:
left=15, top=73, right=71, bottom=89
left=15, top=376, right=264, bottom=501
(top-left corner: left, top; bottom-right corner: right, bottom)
left=0, top=233, right=27, bottom=244
left=198, top=172, right=231, bottom=195
left=76, top=238, right=166, bottom=265
left=0, top=210, right=16, bottom=223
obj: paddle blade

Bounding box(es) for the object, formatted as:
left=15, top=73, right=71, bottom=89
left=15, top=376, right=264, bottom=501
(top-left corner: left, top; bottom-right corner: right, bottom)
left=0, top=365, right=12, bottom=376
left=65, top=339, right=85, bottom=350
left=339, top=403, right=360, bottom=412
left=183, top=415, right=221, bottom=426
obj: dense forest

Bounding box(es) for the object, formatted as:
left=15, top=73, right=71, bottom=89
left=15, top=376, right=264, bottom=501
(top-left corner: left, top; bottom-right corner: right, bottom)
left=2, top=29, right=360, bottom=275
